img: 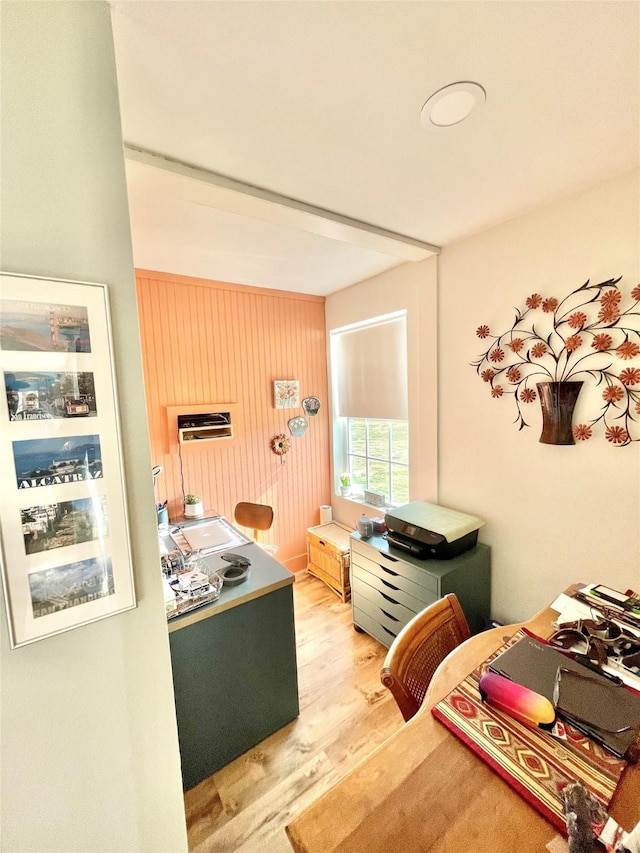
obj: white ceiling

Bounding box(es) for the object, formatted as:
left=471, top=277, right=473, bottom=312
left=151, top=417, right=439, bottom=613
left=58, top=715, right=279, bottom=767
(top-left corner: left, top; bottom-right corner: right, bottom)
left=110, top=1, right=639, bottom=296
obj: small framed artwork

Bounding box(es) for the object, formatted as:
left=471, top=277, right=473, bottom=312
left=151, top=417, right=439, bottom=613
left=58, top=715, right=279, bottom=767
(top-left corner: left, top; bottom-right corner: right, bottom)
left=274, top=380, right=300, bottom=409
left=0, top=272, right=136, bottom=648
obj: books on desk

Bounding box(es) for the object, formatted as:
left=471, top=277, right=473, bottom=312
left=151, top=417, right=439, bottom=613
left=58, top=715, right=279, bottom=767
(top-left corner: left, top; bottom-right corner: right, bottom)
left=489, top=635, right=640, bottom=760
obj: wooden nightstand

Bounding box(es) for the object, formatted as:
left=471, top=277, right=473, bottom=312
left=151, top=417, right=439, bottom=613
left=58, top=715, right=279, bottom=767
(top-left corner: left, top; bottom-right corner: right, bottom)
left=306, top=522, right=354, bottom=603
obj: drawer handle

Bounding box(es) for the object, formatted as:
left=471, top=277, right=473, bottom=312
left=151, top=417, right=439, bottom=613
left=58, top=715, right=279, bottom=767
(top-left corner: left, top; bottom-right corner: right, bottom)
left=383, top=554, right=399, bottom=563
left=380, top=609, right=400, bottom=622
left=379, top=591, right=398, bottom=605
left=382, top=625, right=396, bottom=638
left=381, top=566, right=399, bottom=578
left=381, top=579, right=399, bottom=591
left=318, top=540, right=326, bottom=546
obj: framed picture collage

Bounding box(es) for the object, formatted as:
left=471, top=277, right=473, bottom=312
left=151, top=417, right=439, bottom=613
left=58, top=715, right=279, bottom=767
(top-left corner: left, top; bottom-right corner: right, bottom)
left=0, top=273, right=136, bottom=648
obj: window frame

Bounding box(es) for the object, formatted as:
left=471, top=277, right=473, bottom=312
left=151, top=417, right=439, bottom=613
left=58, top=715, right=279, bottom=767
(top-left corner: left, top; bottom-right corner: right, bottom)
left=337, top=416, right=409, bottom=507
left=330, top=310, right=410, bottom=509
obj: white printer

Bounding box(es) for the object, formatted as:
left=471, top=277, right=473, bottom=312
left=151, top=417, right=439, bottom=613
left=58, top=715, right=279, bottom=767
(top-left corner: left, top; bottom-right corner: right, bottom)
left=384, top=501, right=484, bottom=560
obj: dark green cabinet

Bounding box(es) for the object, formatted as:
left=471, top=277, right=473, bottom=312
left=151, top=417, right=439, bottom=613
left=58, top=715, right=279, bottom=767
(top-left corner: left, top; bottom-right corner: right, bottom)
left=351, top=534, right=491, bottom=647
left=168, top=545, right=299, bottom=790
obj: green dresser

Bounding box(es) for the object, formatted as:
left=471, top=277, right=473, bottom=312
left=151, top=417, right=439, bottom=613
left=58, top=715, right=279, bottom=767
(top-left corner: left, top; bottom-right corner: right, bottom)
left=350, top=534, right=491, bottom=647
left=167, top=542, right=299, bottom=790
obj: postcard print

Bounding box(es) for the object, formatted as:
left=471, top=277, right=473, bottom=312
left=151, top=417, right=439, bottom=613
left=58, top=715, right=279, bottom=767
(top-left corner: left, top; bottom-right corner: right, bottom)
left=13, top=435, right=103, bottom=489
left=21, top=496, right=109, bottom=555
left=29, top=556, right=114, bottom=619
left=5, top=371, right=97, bottom=420
left=274, top=380, right=300, bottom=409
left=0, top=299, right=91, bottom=353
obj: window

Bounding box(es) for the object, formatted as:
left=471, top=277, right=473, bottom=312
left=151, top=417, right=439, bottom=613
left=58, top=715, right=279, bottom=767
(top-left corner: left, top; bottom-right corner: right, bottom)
left=345, top=417, right=409, bottom=505
left=331, top=312, right=409, bottom=507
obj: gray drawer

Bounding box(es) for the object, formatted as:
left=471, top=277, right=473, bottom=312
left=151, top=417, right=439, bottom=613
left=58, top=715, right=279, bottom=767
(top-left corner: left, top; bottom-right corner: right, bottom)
left=351, top=538, right=438, bottom=595
left=352, top=580, right=415, bottom=636
left=351, top=563, right=436, bottom=614
left=353, top=606, right=397, bottom=648
left=351, top=550, right=436, bottom=604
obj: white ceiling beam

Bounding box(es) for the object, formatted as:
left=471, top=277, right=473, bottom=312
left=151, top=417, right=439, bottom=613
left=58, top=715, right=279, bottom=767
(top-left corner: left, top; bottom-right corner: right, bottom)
left=124, top=145, right=440, bottom=262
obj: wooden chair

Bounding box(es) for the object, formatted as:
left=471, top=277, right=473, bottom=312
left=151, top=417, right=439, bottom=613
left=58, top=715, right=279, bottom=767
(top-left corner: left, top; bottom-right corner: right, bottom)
left=380, top=593, right=471, bottom=722
left=234, top=502, right=278, bottom=555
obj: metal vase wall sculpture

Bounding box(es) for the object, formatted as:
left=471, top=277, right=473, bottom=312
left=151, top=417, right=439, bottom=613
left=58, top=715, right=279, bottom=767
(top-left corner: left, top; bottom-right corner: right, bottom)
left=472, top=277, right=640, bottom=447
left=536, top=381, right=583, bottom=445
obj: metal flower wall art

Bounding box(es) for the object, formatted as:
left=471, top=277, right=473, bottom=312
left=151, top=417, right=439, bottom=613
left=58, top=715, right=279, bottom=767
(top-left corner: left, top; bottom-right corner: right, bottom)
left=471, top=277, right=640, bottom=446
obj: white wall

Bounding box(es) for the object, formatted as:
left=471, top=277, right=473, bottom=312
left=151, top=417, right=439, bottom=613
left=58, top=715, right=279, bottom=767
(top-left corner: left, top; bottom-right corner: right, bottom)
left=0, top=3, right=188, bottom=851
left=325, top=256, right=438, bottom=529
left=439, top=169, right=640, bottom=624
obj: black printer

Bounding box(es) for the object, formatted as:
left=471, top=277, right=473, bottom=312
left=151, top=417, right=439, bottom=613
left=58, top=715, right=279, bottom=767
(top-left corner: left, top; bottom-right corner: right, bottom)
left=384, top=501, right=484, bottom=560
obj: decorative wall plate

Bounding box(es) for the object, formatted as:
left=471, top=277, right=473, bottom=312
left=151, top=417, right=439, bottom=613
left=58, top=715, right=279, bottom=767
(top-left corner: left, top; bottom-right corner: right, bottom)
left=288, top=416, right=308, bottom=437
left=302, top=396, right=321, bottom=417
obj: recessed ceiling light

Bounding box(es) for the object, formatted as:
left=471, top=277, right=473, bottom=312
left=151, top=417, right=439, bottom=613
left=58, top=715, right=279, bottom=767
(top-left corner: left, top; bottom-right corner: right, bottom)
left=421, top=81, right=486, bottom=129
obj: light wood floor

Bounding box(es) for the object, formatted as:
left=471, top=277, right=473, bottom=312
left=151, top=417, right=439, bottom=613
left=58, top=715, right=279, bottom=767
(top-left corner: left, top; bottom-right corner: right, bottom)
left=184, top=570, right=401, bottom=852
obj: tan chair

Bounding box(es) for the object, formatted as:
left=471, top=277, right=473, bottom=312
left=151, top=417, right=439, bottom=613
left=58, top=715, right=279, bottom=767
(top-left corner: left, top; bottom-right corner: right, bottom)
left=234, top=501, right=278, bottom=556
left=380, top=593, right=471, bottom=722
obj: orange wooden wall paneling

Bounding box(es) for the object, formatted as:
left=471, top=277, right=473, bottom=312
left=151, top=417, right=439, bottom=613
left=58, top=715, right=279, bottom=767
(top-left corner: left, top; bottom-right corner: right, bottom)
left=136, top=270, right=330, bottom=569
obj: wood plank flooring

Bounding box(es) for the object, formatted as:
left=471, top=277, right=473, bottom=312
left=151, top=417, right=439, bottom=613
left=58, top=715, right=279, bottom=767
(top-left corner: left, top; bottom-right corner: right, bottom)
left=184, top=570, right=402, bottom=852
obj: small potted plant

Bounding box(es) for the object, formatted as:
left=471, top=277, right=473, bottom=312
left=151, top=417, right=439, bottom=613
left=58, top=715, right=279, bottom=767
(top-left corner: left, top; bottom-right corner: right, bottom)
left=339, top=472, right=351, bottom=497
left=184, top=494, right=204, bottom=519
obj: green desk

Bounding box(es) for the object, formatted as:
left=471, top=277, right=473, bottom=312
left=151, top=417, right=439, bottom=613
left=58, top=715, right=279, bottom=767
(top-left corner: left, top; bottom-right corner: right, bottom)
left=167, top=540, right=299, bottom=790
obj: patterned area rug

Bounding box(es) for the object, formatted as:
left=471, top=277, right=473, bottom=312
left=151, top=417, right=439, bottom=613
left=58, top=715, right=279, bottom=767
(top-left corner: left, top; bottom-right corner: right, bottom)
left=432, top=630, right=627, bottom=832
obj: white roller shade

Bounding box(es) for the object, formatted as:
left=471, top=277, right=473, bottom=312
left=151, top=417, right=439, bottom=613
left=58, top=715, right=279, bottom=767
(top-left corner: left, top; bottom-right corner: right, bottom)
left=333, top=313, right=408, bottom=420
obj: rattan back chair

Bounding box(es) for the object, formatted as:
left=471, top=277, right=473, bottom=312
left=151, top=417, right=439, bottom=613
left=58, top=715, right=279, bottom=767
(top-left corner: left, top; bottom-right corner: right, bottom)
left=380, top=593, right=471, bottom=722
